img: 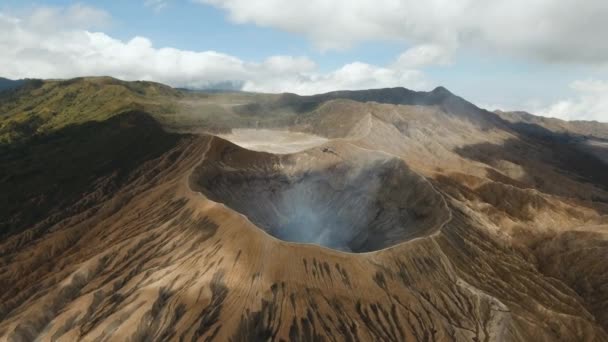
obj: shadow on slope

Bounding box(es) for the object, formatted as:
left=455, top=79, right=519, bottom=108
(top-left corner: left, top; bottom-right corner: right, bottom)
left=452, top=111, right=608, bottom=202
left=527, top=230, right=608, bottom=331
left=0, top=111, right=182, bottom=238
left=454, top=136, right=608, bottom=205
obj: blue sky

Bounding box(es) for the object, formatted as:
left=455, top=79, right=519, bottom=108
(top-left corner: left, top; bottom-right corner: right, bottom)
left=1, top=0, right=608, bottom=121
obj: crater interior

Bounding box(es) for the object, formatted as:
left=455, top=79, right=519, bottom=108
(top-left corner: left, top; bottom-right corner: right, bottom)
left=190, top=137, right=449, bottom=252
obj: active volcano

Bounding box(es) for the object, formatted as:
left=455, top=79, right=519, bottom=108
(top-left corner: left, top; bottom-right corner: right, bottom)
left=1, top=77, right=608, bottom=341
left=191, top=137, right=449, bottom=252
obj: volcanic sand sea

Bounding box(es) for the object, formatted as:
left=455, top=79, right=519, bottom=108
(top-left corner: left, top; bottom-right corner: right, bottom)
left=219, top=129, right=328, bottom=154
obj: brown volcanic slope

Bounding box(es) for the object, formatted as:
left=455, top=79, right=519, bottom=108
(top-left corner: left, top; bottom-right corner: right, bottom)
left=1, top=80, right=608, bottom=341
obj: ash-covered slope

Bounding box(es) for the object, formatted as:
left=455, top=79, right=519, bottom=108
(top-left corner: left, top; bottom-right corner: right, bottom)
left=1, top=79, right=608, bottom=341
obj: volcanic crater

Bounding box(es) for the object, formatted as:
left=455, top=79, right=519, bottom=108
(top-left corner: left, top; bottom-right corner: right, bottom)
left=190, top=136, right=449, bottom=252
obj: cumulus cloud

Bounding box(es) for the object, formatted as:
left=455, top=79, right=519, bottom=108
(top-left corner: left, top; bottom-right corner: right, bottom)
left=11, top=3, right=111, bottom=30
left=0, top=5, right=429, bottom=94
left=539, top=80, right=608, bottom=122
left=144, top=0, right=170, bottom=12
left=243, top=62, right=427, bottom=94
left=394, top=44, right=453, bottom=68
left=199, top=0, right=608, bottom=63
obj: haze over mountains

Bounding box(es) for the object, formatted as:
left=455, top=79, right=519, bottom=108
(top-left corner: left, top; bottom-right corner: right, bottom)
left=1, top=77, right=608, bottom=341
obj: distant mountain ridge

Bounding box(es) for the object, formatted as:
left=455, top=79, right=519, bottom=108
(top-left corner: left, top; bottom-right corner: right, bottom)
left=0, top=77, right=28, bottom=92
left=276, top=86, right=464, bottom=110
left=3, top=76, right=608, bottom=146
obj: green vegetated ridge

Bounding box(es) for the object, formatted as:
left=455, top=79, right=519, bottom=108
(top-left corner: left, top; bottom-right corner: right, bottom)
left=0, top=77, right=183, bottom=144
left=0, top=76, right=317, bottom=144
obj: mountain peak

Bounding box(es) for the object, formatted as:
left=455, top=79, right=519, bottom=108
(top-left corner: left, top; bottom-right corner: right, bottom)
left=431, top=86, right=453, bottom=95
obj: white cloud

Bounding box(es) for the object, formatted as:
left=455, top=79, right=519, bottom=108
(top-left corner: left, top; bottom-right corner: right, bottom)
left=145, top=0, right=169, bottom=12
left=22, top=3, right=111, bottom=30
left=394, top=44, right=453, bottom=68
left=257, top=56, right=317, bottom=74
left=243, top=62, right=428, bottom=94
left=539, top=80, right=608, bottom=122
left=199, top=0, right=608, bottom=63
left=0, top=5, right=429, bottom=95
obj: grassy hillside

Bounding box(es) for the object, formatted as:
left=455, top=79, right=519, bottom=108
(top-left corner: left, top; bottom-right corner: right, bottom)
left=0, top=77, right=182, bottom=144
